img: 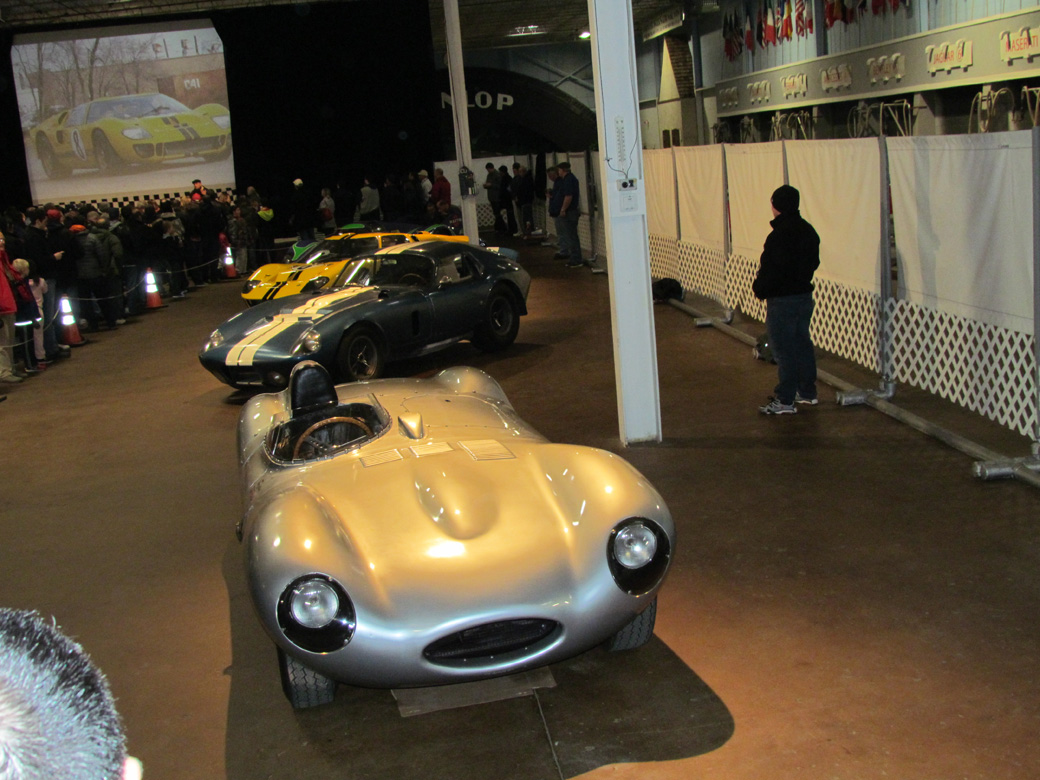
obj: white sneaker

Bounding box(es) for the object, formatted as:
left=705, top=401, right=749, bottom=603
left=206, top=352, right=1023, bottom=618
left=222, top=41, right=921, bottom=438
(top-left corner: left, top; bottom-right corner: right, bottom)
left=759, top=397, right=797, bottom=415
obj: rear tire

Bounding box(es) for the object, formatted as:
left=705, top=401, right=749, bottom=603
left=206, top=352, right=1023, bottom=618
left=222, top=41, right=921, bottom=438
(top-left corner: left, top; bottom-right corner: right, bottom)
left=36, top=137, right=67, bottom=178
left=473, top=287, right=520, bottom=352
left=336, top=326, right=384, bottom=382
left=278, top=648, right=336, bottom=709
left=604, top=598, right=657, bottom=652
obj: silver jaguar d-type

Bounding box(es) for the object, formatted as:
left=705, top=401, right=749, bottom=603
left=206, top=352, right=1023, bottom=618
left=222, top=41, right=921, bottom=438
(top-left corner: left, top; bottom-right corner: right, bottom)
left=238, top=361, right=674, bottom=708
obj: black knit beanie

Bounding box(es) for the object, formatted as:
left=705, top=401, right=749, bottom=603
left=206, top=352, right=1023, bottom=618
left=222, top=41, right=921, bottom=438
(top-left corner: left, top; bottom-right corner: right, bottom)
left=771, top=184, right=799, bottom=214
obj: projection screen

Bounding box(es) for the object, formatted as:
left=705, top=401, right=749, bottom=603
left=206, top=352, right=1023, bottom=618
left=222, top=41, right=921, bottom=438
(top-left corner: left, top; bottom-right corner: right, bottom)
left=12, top=20, right=234, bottom=204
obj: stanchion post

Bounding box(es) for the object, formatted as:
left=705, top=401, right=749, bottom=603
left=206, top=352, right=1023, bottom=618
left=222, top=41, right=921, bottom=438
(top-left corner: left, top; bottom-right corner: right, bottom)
left=878, top=136, right=895, bottom=396
left=1032, top=126, right=1040, bottom=455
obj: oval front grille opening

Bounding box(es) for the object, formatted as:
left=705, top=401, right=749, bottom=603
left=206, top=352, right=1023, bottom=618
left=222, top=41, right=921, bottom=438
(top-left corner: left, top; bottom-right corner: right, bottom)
left=424, top=618, right=559, bottom=664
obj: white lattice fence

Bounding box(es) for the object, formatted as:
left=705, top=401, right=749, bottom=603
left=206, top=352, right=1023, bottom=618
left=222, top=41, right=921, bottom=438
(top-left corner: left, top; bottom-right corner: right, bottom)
left=677, top=241, right=727, bottom=304
left=727, top=253, right=767, bottom=322
left=476, top=202, right=495, bottom=229
left=888, top=300, right=1038, bottom=437
left=649, top=236, right=679, bottom=280
left=812, top=280, right=882, bottom=372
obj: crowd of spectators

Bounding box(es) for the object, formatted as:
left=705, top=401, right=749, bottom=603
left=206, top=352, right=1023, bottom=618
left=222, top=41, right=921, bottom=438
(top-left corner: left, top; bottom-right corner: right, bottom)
left=0, top=160, right=544, bottom=390
left=0, top=183, right=280, bottom=388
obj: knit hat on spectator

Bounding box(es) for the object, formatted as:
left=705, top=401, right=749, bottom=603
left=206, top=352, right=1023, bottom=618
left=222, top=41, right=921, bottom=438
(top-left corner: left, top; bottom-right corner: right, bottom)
left=770, top=185, right=800, bottom=214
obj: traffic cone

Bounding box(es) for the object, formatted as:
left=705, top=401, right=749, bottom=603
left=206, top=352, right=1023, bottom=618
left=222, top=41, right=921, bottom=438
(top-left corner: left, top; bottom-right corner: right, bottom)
left=222, top=248, right=238, bottom=279
left=143, top=268, right=165, bottom=310
left=58, top=295, right=85, bottom=346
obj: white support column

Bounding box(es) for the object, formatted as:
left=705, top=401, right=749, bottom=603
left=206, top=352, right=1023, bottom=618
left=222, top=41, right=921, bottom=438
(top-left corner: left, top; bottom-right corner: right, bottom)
left=588, top=0, right=662, bottom=444
left=442, top=0, right=479, bottom=244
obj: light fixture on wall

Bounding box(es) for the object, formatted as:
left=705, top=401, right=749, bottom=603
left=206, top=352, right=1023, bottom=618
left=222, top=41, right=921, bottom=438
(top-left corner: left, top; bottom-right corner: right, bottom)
left=579, top=31, right=591, bottom=39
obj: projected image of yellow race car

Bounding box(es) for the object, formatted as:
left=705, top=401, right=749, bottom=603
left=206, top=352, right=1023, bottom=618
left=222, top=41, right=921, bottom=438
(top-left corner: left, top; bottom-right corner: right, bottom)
left=31, top=92, right=231, bottom=178
left=241, top=230, right=472, bottom=305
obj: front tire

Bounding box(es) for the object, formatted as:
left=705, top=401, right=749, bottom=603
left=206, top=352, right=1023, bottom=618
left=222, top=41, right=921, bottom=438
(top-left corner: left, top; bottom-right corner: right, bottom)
left=93, top=131, right=122, bottom=172
left=604, top=598, right=657, bottom=652
left=336, top=326, right=385, bottom=382
left=473, top=287, right=520, bottom=352
left=278, top=648, right=336, bottom=709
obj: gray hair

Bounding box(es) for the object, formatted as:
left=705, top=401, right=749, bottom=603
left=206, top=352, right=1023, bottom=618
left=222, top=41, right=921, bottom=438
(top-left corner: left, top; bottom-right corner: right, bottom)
left=0, top=610, right=126, bottom=780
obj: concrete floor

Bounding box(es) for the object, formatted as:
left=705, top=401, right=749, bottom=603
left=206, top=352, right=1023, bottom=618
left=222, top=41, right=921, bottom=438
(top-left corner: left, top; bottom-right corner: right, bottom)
left=2, top=238, right=1039, bottom=780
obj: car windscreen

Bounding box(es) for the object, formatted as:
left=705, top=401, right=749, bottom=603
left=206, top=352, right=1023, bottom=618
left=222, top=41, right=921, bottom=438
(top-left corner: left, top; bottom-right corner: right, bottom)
left=370, top=254, right=434, bottom=287
left=87, top=93, right=191, bottom=123
left=333, top=258, right=376, bottom=287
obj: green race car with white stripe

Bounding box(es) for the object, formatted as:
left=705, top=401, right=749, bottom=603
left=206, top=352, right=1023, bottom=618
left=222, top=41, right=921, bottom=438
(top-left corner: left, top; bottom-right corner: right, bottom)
left=201, top=241, right=529, bottom=389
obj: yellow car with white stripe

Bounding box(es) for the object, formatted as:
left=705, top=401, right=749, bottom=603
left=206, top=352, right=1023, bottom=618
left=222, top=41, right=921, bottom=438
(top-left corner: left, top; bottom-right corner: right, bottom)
left=241, top=231, right=470, bottom=305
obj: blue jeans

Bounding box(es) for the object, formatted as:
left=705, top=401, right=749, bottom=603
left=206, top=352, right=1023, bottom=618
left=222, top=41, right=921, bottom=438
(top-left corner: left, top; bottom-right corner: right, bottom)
left=766, top=292, right=816, bottom=404
left=558, top=211, right=582, bottom=261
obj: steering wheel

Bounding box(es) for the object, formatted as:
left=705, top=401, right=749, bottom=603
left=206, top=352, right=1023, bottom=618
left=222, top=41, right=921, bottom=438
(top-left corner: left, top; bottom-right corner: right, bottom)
left=398, top=273, right=427, bottom=286
left=292, top=416, right=374, bottom=460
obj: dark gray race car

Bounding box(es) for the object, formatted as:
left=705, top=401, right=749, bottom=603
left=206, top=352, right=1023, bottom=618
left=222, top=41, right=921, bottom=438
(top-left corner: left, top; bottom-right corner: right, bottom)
left=200, top=241, right=530, bottom=388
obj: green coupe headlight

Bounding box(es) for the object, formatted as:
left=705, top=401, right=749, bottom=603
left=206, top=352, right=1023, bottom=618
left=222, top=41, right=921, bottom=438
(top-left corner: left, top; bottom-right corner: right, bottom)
left=294, top=329, right=321, bottom=354
left=121, top=126, right=152, bottom=140
left=205, top=329, right=224, bottom=351
left=212, top=115, right=231, bottom=130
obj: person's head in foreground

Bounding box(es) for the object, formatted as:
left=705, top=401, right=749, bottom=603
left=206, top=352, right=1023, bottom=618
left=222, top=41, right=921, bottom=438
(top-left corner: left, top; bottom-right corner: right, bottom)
left=0, top=609, right=142, bottom=780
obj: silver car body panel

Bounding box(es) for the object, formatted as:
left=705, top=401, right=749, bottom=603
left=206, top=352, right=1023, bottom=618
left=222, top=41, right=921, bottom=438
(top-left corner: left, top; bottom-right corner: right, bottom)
left=238, top=366, right=673, bottom=688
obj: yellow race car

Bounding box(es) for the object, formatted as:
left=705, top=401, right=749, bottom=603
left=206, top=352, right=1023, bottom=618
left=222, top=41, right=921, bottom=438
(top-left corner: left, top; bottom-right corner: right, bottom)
left=31, top=92, right=231, bottom=178
left=241, top=231, right=471, bottom=305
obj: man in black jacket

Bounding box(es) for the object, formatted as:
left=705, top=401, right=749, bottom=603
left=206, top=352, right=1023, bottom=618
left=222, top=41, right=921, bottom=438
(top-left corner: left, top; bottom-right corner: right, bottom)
left=752, top=184, right=821, bottom=415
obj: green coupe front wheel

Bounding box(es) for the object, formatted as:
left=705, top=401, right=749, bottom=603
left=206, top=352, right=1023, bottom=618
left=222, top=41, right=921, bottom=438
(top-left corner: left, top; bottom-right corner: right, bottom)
left=93, top=131, right=122, bottom=172
left=336, top=327, right=385, bottom=382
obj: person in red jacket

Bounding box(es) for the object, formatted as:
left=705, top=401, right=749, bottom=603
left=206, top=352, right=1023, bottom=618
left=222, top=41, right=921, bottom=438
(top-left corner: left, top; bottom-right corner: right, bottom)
left=430, top=167, right=452, bottom=206
left=0, top=231, right=23, bottom=383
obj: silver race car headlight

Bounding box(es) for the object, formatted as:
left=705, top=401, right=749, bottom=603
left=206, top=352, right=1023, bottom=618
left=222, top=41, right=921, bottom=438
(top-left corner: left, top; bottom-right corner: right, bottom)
left=613, top=522, right=658, bottom=569
left=289, top=579, right=339, bottom=628
left=204, top=329, right=224, bottom=351
left=607, top=518, right=671, bottom=596
left=277, top=575, right=355, bottom=652
left=301, top=276, right=330, bottom=293
left=242, top=279, right=260, bottom=293
left=293, top=329, right=322, bottom=354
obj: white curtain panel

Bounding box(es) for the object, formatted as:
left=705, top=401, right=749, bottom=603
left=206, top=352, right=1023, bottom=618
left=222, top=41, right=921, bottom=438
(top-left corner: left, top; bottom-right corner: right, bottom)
left=888, top=132, right=1034, bottom=335
left=725, top=141, right=786, bottom=258
left=643, top=148, right=678, bottom=239
left=785, top=138, right=883, bottom=294
left=674, top=145, right=726, bottom=251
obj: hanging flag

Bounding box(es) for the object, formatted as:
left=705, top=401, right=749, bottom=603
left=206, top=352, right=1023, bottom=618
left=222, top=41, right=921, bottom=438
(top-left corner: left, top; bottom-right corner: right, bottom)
left=782, top=0, right=793, bottom=40
left=806, top=0, right=814, bottom=32
left=765, top=0, right=777, bottom=44
left=745, top=11, right=755, bottom=52
left=757, top=1, right=766, bottom=49
left=796, top=0, right=806, bottom=36
left=833, top=0, right=846, bottom=26
left=825, top=0, right=836, bottom=29
left=734, top=10, right=745, bottom=55
left=872, top=0, right=886, bottom=13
